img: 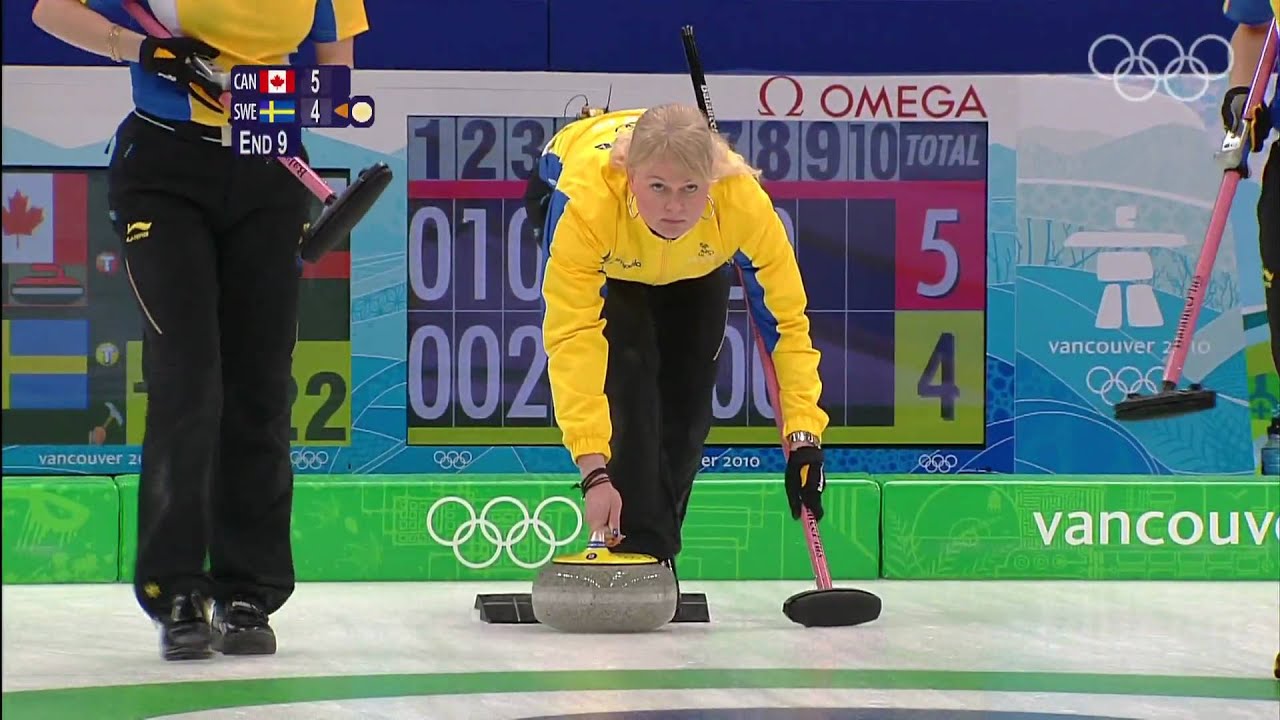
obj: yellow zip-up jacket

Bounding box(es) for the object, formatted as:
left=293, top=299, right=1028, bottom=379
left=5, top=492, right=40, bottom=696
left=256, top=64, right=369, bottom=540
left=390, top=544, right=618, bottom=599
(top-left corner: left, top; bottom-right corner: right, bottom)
left=538, top=109, right=828, bottom=461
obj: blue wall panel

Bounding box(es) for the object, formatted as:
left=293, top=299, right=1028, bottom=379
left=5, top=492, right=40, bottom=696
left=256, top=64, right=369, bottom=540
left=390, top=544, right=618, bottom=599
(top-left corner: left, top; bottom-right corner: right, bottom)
left=4, top=0, right=552, bottom=71
left=548, top=0, right=1239, bottom=75
left=4, top=0, right=1245, bottom=75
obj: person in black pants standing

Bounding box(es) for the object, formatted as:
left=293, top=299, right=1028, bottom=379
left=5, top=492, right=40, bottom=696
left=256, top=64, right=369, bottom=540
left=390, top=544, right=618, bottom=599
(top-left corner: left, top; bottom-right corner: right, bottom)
left=32, top=0, right=369, bottom=661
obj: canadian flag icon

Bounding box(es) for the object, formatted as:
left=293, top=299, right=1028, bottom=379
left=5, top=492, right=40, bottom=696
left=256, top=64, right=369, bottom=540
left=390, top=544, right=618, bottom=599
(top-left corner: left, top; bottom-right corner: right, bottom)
left=260, top=69, right=295, bottom=94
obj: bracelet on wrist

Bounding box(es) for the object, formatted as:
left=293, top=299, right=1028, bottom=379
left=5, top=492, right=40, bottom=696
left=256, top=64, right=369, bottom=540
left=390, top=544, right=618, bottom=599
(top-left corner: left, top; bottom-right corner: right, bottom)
left=576, top=467, right=610, bottom=496
left=107, top=24, right=123, bottom=63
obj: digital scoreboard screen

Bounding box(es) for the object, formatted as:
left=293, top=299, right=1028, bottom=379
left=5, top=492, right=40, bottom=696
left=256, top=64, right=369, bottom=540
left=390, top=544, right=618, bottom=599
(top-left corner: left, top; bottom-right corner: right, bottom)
left=405, top=116, right=988, bottom=446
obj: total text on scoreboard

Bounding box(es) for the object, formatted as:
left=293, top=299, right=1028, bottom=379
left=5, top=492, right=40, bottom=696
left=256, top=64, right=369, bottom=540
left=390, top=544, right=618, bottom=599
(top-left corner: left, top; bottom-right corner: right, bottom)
left=229, top=65, right=377, bottom=156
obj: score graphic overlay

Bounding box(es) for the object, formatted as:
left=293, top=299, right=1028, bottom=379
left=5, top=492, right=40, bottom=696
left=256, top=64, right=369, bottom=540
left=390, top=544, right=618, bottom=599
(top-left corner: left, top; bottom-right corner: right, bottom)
left=229, top=65, right=376, bottom=156
left=1, top=167, right=353, bottom=473
left=405, top=116, right=987, bottom=446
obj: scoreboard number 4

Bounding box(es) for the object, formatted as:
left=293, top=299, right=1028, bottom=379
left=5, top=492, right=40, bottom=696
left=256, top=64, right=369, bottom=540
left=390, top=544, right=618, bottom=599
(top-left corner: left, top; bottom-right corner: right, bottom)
left=919, top=332, right=958, bottom=421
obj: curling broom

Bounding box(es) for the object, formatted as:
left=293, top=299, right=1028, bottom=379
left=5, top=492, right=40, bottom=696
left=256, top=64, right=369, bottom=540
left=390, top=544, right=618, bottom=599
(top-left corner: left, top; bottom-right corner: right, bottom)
left=1115, top=20, right=1278, bottom=421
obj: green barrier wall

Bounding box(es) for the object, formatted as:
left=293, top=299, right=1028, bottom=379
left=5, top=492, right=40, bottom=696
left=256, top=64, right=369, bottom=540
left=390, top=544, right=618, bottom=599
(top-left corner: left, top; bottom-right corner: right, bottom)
left=2, top=476, right=120, bottom=583
left=880, top=476, right=1279, bottom=580
left=70, top=473, right=882, bottom=584
left=3, top=473, right=1276, bottom=584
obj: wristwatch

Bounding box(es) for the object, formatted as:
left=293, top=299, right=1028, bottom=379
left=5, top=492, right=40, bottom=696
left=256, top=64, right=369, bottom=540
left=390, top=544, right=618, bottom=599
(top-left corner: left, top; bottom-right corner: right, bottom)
left=787, top=430, right=821, bottom=448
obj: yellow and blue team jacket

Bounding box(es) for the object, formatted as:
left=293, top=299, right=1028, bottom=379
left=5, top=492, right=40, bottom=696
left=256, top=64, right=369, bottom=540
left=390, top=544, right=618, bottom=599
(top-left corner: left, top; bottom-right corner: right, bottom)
left=537, top=108, right=828, bottom=462
left=83, top=0, right=368, bottom=127
left=1223, top=0, right=1280, bottom=132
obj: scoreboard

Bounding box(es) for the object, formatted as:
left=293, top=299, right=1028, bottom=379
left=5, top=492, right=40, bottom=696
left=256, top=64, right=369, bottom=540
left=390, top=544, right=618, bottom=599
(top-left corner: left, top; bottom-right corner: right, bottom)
left=229, top=65, right=376, bottom=156
left=405, top=116, right=988, bottom=447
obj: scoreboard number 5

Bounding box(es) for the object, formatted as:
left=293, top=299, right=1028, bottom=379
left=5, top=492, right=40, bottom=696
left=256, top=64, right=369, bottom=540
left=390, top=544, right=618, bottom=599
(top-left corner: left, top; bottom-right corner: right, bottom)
left=917, top=208, right=959, bottom=298
left=895, top=185, right=984, bottom=312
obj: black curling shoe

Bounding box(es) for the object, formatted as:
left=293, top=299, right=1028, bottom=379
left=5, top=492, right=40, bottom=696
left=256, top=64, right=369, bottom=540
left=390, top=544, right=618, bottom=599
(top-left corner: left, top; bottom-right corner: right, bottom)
left=210, top=597, right=277, bottom=656
left=158, top=592, right=213, bottom=661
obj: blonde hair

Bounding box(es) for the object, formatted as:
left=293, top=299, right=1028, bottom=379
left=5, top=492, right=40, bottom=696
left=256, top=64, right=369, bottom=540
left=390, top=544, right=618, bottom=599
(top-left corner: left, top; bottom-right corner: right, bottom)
left=608, top=103, right=760, bottom=182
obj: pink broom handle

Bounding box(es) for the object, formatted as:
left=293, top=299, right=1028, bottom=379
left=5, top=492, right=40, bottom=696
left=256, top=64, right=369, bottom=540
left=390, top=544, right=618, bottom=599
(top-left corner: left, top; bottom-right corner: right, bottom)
left=1162, top=20, right=1277, bottom=387
left=735, top=266, right=834, bottom=591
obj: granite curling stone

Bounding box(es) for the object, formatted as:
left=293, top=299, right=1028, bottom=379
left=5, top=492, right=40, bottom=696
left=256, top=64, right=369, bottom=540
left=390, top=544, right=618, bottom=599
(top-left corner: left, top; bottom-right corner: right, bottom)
left=531, top=535, right=678, bottom=633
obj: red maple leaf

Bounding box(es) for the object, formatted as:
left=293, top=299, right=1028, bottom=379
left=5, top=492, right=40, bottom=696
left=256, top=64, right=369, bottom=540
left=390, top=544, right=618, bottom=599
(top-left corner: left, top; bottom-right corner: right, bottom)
left=270, top=74, right=284, bottom=89
left=2, top=190, right=45, bottom=248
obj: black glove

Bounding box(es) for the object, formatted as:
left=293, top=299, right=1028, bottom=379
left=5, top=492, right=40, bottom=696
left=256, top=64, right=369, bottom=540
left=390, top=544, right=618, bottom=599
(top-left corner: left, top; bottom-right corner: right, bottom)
left=1221, top=85, right=1272, bottom=154
left=785, top=445, right=825, bottom=523
left=138, top=36, right=224, bottom=115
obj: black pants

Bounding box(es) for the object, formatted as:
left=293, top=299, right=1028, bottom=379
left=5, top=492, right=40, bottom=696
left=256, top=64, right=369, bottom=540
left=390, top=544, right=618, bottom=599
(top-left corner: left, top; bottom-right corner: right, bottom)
left=525, top=161, right=729, bottom=560
left=602, top=271, right=730, bottom=561
left=1259, top=142, right=1279, bottom=380
left=107, top=112, right=309, bottom=618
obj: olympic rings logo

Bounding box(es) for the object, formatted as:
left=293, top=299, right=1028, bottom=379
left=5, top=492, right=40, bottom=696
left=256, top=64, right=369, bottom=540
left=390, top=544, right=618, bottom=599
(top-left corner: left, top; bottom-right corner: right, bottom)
left=1088, top=34, right=1232, bottom=103
left=916, top=452, right=959, bottom=473
left=434, top=450, right=474, bottom=470
left=426, top=496, right=583, bottom=570
left=1086, top=365, right=1163, bottom=405
left=290, top=449, right=329, bottom=471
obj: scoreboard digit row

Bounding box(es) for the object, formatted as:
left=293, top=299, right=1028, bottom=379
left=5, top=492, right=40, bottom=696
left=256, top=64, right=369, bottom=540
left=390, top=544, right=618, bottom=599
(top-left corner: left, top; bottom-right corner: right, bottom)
left=404, top=308, right=983, bottom=445
left=404, top=115, right=989, bottom=447
left=407, top=195, right=985, bottom=313
left=407, top=116, right=988, bottom=183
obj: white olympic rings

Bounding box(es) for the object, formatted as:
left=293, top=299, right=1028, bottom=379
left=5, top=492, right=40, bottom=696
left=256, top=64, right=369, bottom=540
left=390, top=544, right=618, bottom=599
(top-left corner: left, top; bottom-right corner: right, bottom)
left=916, top=452, right=959, bottom=473
left=425, top=495, right=583, bottom=570
left=1088, top=34, right=1232, bottom=102
left=290, top=449, right=329, bottom=471
left=1086, top=365, right=1164, bottom=406
left=434, top=450, right=474, bottom=470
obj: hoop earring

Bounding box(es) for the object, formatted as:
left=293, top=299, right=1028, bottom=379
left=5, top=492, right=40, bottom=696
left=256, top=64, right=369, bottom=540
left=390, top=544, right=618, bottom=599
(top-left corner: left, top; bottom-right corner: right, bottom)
left=627, top=192, right=638, bottom=219
left=702, top=197, right=716, bottom=220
